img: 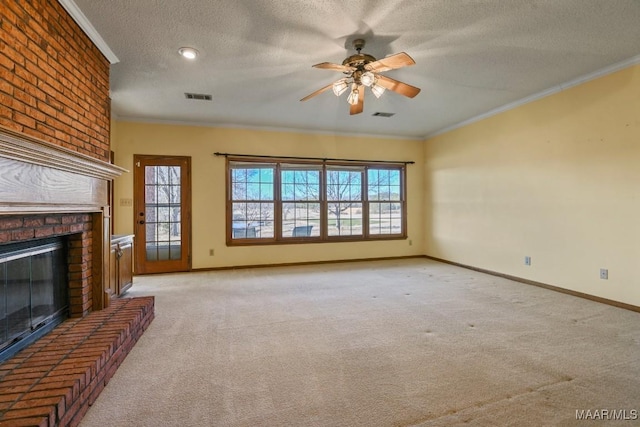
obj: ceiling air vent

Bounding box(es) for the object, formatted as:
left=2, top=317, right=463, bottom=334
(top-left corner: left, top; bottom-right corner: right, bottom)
left=372, top=112, right=395, bottom=117
left=184, top=92, right=212, bottom=101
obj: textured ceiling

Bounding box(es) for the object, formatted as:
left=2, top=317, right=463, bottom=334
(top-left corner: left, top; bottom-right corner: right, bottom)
left=71, top=0, right=640, bottom=139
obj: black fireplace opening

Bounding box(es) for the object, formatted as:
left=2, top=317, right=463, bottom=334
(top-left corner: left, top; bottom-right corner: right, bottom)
left=0, top=237, right=69, bottom=362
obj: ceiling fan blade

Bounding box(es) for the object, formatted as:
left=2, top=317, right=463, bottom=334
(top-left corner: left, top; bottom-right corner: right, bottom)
left=375, top=75, right=421, bottom=98
left=365, top=52, right=416, bottom=73
left=300, top=82, right=334, bottom=102
left=350, top=85, right=364, bottom=115
left=313, top=62, right=355, bottom=73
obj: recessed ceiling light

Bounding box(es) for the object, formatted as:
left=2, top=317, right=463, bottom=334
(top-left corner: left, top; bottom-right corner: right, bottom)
left=178, top=47, right=199, bottom=60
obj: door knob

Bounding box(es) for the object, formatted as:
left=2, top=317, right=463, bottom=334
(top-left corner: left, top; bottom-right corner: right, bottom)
left=139, top=220, right=145, bottom=225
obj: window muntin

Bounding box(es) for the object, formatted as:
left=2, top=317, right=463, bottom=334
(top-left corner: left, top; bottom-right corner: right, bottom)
left=227, top=159, right=406, bottom=244
left=231, top=166, right=274, bottom=201
left=231, top=202, right=274, bottom=238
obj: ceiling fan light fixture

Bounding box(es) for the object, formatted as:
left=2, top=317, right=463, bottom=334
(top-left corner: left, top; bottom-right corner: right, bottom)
left=347, top=87, right=359, bottom=105
left=332, top=79, right=349, bottom=96
left=178, top=47, right=199, bottom=60
left=360, top=71, right=375, bottom=87
left=301, top=38, right=420, bottom=115
left=371, top=83, right=386, bottom=98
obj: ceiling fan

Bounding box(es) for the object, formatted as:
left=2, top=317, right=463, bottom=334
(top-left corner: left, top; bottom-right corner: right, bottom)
left=300, top=39, right=421, bottom=115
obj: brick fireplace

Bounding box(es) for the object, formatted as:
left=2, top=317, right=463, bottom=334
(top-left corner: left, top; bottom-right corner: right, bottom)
left=0, top=124, right=157, bottom=427
left=1, top=0, right=118, bottom=310
left=0, top=113, right=158, bottom=427
left=0, top=125, right=122, bottom=307
left=0, top=2, right=155, bottom=424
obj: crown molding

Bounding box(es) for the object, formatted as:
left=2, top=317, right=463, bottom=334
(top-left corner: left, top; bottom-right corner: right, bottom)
left=58, top=0, right=120, bottom=64
left=425, top=54, right=640, bottom=140
left=115, top=116, right=424, bottom=141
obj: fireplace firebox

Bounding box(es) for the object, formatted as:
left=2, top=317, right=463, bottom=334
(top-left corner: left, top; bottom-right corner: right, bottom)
left=0, top=237, right=69, bottom=361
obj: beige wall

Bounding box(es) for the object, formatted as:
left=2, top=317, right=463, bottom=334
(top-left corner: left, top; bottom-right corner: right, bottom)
left=111, top=63, right=639, bottom=307
left=111, top=122, right=425, bottom=268
left=424, top=64, right=640, bottom=306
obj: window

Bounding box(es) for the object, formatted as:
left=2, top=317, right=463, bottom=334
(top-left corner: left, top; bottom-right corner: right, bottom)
left=281, top=165, right=321, bottom=238
left=227, top=158, right=406, bottom=244
left=230, top=163, right=275, bottom=239
left=326, top=167, right=363, bottom=237
left=368, top=168, right=402, bottom=235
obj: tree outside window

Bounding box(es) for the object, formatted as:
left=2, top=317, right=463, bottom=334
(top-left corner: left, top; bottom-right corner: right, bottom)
left=326, top=168, right=363, bottom=236
left=281, top=165, right=321, bottom=238
left=145, top=165, right=182, bottom=260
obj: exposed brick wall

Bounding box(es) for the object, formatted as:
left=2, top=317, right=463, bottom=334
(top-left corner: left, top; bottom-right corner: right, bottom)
left=0, top=213, right=94, bottom=318
left=0, top=5, right=140, bottom=425
left=0, top=0, right=110, bottom=161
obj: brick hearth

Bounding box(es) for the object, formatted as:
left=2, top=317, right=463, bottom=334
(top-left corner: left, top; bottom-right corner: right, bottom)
left=0, top=297, right=154, bottom=427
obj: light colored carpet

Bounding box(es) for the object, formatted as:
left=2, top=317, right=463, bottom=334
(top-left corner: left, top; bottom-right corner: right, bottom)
left=79, top=258, right=640, bottom=427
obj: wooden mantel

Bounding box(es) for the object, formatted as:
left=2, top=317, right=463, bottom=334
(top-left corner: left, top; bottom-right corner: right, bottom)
left=0, top=125, right=128, bottom=311
left=0, top=126, right=126, bottom=215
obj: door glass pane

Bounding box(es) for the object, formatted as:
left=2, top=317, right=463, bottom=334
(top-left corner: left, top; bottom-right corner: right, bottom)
left=145, top=185, right=156, bottom=203
left=145, top=165, right=183, bottom=262
left=170, top=186, right=181, bottom=204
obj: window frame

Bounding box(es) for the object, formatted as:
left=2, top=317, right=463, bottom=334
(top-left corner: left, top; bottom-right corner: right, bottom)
left=367, top=167, right=404, bottom=236
left=228, top=162, right=276, bottom=240
left=226, top=157, right=407, bottom=245
left=280, top=163, right=323, bottom=240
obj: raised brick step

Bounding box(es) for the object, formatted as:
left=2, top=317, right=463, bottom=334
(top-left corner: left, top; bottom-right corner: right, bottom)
left=0, top=297, right=154, bottom=427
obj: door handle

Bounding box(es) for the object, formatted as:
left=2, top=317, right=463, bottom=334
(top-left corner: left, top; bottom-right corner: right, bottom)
left=139, top=220, right=145, bottom=225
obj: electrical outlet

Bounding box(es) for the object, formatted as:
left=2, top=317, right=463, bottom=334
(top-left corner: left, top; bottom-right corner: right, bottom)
left=600, top=268, right=608, bottom=280
left=209, top=249, right=215, bottom=256
left=524, top=256, right=531, bottom=266
left=409, top=240, right=413, bottom=246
